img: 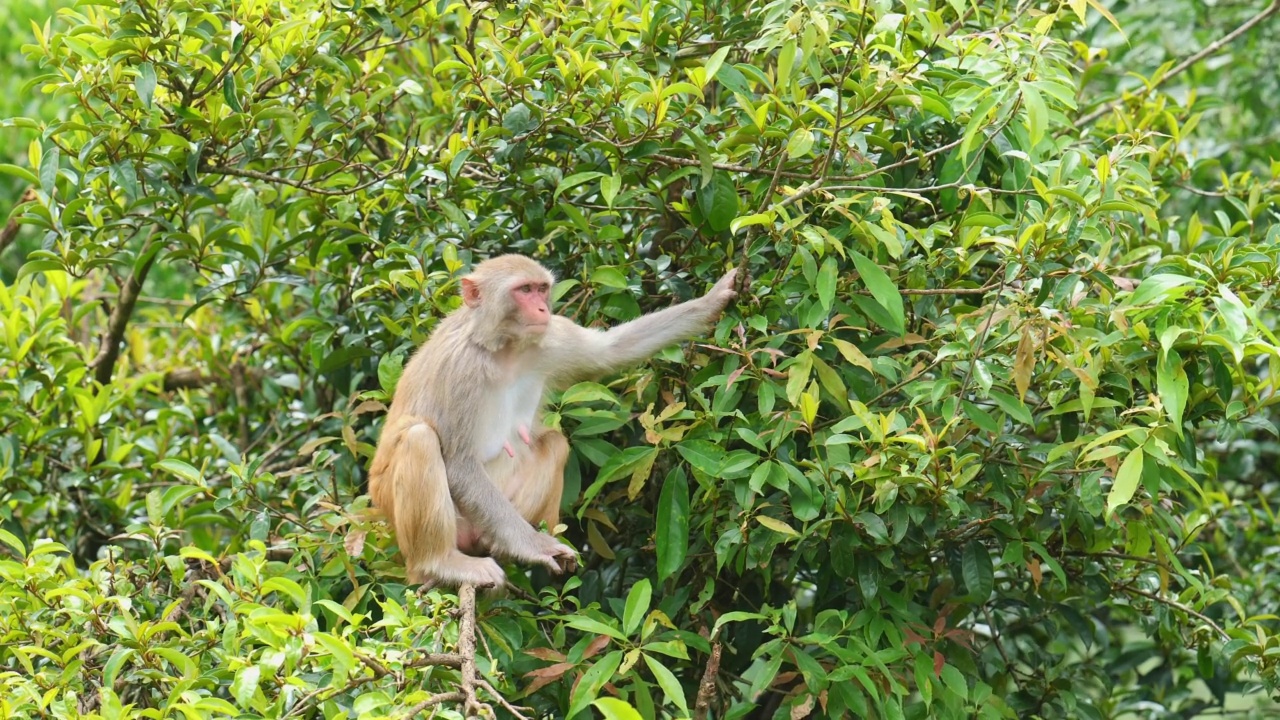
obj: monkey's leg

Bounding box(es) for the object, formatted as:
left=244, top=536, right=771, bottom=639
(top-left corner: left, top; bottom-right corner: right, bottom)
left=507, top=430, right=570, bottom=530
left=375, top=417, right=506, bottom=588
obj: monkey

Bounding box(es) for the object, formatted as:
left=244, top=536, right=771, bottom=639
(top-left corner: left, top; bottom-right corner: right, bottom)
left=368, top=254, right=740, bottom=588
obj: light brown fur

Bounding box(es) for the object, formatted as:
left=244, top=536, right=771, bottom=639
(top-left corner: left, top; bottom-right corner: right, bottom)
left=368, top=254, right=739, bottom=587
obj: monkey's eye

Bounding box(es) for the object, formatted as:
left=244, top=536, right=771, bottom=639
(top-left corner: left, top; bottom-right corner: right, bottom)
left=518, top=284, right=533, bottom=293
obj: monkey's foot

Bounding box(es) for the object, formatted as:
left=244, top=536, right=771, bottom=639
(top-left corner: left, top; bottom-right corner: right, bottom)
left=424, top=552, right=508, bottom=589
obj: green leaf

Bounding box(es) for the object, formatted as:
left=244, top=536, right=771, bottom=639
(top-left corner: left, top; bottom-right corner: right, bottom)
left=961, top=541, right=994, bottom=600
left=1019, top=81, right=1047, bottom=147
left=643, top=654, right=691, bottom=715
left=1106, top=447, right=1145, bottom=515
left=757, top=515, right=800, bottom=537
left=697, top=172, right=738, bottom=232
left=675, top=441, right=725, bottom=476
left=786, top=128, right=814, bottom=158
left=600, top=174, right=621, bottom=207
left=102, top=647, right=136, bottom=690
left=988, top=390, right=1033, bottom=426
left=568, top=650, right=623, bottom=717
left=729, top=211, right=774, bottom=235
left=850, top=251, right=905, bottom=335
left=313, top=632, right=356, bottom=676
left=656, top=467, right=690, bottom=581
left=590, top=266, right=629, bottom=290
left=378, top=352, right=404, bottom=395
left=776, top=39, right=796, bottom=89
left=711, top=610, right=766, bottom=638
left=154, top=458, right=202, bottom=484
left=561, top=616, right=627, bottom=641
left=662, top=82, right=703, bottom=99
left=1127, top=274, right=1198, bottom=306
left=0, top=163, right=39, bottom=184
left=397, top=78, right=424, bottom=95
left=554, top=171, right=605, bottom=200
left=0, top=529, right=25, bottom=557
left=560, top=382, right=619, bottom=405
left=816, top=257, right=837, bottom=315
left=593, top=697, right=644, bottom=720
left=262, top=577, right=309, bottom=611
left=39, top=145, right=58, bottom=195
left=703, top=46, right=731, bottom=84
left=962, top=399, right=1001, bottom=434
left=1214, top=287, right=1248, bottom=342
left=222, top=73, right=242, bottom=112
left=1157, top=350, right=1189, bottom=431
left=109, top=161, right=139, bottom=201
left=135, top=61, right=156, bottom=109
left=231, top=665, right=260, bottom=708
left=785, top=351, right=813, bottom=407
left=623, top=578, right=652, bottom=636
left=502, top=103, right=537, bottom=134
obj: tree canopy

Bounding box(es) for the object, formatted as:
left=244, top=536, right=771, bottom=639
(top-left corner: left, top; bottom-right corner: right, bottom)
left=2, top=0, right=1280, bottom=718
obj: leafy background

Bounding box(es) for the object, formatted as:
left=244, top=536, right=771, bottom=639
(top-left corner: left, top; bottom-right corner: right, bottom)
left=2, top=0, right=1280, bottom=718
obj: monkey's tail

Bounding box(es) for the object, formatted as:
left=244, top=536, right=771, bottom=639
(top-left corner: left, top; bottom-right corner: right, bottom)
left=369, top=416, right=456, bottom=583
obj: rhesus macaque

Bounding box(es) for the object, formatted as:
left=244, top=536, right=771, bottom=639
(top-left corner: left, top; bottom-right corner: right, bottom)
left=369, top=254, right=739, bottom=587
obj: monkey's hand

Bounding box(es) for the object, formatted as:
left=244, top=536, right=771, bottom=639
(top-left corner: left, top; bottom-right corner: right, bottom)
left=516, top=532, right=579, bottom=575
left=703, top=267, right=740, bottom=315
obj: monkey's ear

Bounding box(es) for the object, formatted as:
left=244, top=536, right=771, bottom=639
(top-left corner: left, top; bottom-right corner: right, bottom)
left=461, top=277, right=482, bottom=307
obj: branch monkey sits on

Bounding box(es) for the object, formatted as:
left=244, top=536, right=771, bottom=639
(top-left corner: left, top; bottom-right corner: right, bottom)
left=369, top=254, right=739, bottom=587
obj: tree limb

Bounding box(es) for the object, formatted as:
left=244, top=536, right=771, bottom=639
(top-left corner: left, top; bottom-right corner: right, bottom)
left=693, top=641, right=722, bottom=720
left=0, top=187, right=37, bottom=256
left=1119, top=584, right=1230, bottom=641
left=90, top=233, right=160, bottom=386
left=457, top=583, right=486, bottom=718
left=1075, top=0, right=1280, bottom=128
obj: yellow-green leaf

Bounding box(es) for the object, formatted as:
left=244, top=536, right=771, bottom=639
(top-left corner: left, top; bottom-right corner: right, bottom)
left=1106, top=447, right=1144, bottom=516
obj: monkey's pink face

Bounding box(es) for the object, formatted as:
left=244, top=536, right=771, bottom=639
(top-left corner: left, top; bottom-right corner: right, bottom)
left=511, top=279, right=551, bottom=332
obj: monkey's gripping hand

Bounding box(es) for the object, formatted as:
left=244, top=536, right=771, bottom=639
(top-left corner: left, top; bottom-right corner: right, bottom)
left=703, top=267, right=740, bottom=316
left=513, top=532, right=578, bottom=575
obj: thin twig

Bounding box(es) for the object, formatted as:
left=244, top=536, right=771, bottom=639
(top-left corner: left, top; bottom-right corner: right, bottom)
left=202, top=163, right=395, bottom=197
left=1076, top=0, right=1280, bottom=127
left=400, top=692, right=465, bottom=718
left=399, top=686, right=465, bottom=712
left=1119, top=585, right=1230, bottom=641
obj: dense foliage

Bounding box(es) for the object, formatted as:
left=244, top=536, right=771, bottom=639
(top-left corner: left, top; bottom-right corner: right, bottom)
left=3, top=0, right=1280, bottom=717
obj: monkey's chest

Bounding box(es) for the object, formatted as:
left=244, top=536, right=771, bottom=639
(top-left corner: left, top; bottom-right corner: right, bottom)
left=477, top=373, right=544, bottom=462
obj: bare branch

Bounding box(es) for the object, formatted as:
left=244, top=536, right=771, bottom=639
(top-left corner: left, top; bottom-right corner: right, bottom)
left=201, top=163, right=394, bottom=197
left=1076, top=0, right=1280, bottom=128
left=91, top=233, right=160, bottom=386
left=1119, top=584, right=1231, bottom=641
left=400, top=691, right=465, bottom=718
left=693, top=641, right=722, bottom=720
left=457, top=584, right=486, bottom=718
left=0, top=187, right=37, bottom=256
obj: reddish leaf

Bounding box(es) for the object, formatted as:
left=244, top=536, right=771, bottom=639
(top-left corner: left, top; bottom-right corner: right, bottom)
left=523, top=662, right=574, bottom=694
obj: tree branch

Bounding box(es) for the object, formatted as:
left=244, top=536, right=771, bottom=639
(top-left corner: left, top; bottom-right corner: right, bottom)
left=0, top=187, right=37, bottom=256
left=90, top=233, right=160, bottom=386
left=457, top=583, right=485, bottom=718
left=1075, top=0, right=1280, bottom=128
left=201, top=163, right=396, bottom=197
left=693, top=641, right=722, bottom=720
left=1119, top=584, right=1230, bottom=641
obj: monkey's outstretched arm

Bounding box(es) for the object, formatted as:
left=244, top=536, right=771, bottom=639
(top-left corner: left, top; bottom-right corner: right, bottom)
left=542, top=268, right=738, bottom=385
